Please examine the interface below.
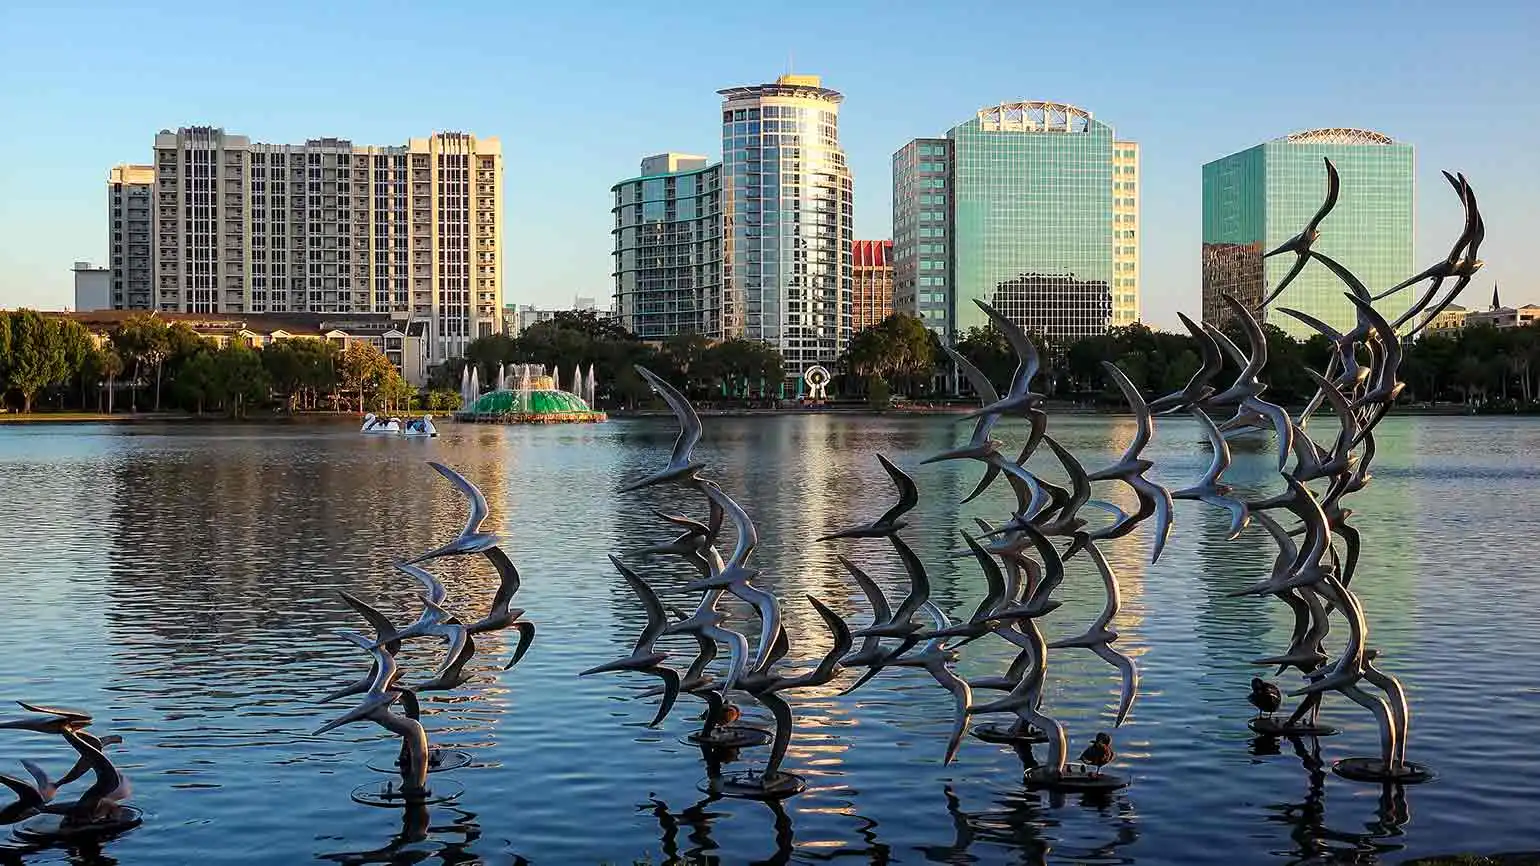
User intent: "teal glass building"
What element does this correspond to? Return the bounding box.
[893,102,1139,345]
[1202,128,1413,338]
[611,153,723,340]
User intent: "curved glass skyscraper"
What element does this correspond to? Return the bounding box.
[893,101,1138,346]
[717,74,854,377]
[1202,128,1413,338]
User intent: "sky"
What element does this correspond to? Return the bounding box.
[0,0,1535,329]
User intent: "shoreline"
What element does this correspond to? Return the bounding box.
[0,402,1495,425]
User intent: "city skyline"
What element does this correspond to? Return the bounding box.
[0,0,1533,328]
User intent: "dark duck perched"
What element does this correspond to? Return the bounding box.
[1249,677,1283,721]
[1079,732,1114,776]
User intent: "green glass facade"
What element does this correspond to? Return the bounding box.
[611,154,723,340]
[1202,129,1413,338]
[893,103,1134,346]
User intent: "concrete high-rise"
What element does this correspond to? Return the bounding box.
[137,126,503,363]
[1201,128,1413,338]
[851,240,893,332]
[108,164,155,310]
[893,101,1138,346]
[718,74,854,377]
[611,153,723,340]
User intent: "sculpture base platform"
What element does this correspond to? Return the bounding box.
[366,748,473,774]
[1249,718,1339,737]
[972,721,1048,745]
[1023,766,1128,792]
[683,726,773,749]
[12,806,143,842]
[1332,758,1434,784]
[699,770,806,800]
[351,778,464,807]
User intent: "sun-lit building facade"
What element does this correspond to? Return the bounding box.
[893,102,1137,346]
[851,240,893,332]
[107,164,155,310]
[718,74,854,378]
[1202,128,1413,339]
[135,126,503,364]
[611,153,723,340]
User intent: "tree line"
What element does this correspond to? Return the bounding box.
[841,312,1540,409]
[0,311,428,417]
[454,310,788,406]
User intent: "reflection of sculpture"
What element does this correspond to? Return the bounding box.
[317,461,536,804]
[0,702,139,840]
[1186,158,1483,784]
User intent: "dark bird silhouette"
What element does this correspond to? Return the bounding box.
[1249,677,1283,721]
[1079,732,1114,776]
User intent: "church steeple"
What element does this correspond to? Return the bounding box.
[1491,283,1501,310]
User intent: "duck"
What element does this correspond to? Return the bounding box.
[1079,732,1115,776]
[1249,677,1282,720]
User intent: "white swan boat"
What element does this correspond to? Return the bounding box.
[361,414,438,437]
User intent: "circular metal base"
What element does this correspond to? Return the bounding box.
[1023,766,1128,792]
[971,721,1048,745]
[698,770,806,800]
[351,778,464,807]
[1249,717,1339,737]
[1332,758,1434,784]
[683,726,773,749]
[12,806,143,842]
[365,749,473,774]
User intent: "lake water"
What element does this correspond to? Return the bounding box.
[0,414,1536,865]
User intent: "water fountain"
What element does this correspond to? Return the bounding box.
[455,363,606,424]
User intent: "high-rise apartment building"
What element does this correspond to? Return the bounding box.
[611,153,723,340]
[893,102,1138,346]
[851,240,893,332]
[108,164,155,310]
[718,74,854,378]
[138,126,502,364]
[1202,128,1412,339]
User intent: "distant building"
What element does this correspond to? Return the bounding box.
[113,126,503,365]
[1464,288,1540,330]
[1420,303,1468,337]
[611,153,724,341]
[851,240,893,332]
[107,164,155,310]
[502,297,602,336]
[54,310,430,386]
[893,101,1138,346]
[1202,128,1413,338]
[718,74,854,378]
[72,262,112,312]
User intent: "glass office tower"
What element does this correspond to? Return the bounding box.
[893,102,1137,345]
[611,153,723,340]
[717,74,854,378]
[1202,128,1413,338]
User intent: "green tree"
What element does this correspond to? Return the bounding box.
[98,347,124,414]
[6,310,68,413]
[338,341,395,412]
[175,350,219,415]
[112,314,170,412]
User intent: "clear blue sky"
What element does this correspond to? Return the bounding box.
[1,0,1534,327]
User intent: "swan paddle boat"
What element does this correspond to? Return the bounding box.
[361,414,438,437]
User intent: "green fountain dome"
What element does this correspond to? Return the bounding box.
[468,388,596,415]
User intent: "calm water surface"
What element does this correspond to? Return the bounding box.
[0,414,1536,865]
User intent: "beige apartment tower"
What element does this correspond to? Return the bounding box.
[108,164,155,310]
[144,126,502,363]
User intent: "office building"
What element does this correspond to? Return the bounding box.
[1420,302,1468,336]
[131,126,502,364]
[108,164,155,309]
[611,153,723,339]
[851,240,893,332]
[718,74,854,377]
[72,261,112,311]
[1202,128,1413,339]
[893,101,1138,345]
